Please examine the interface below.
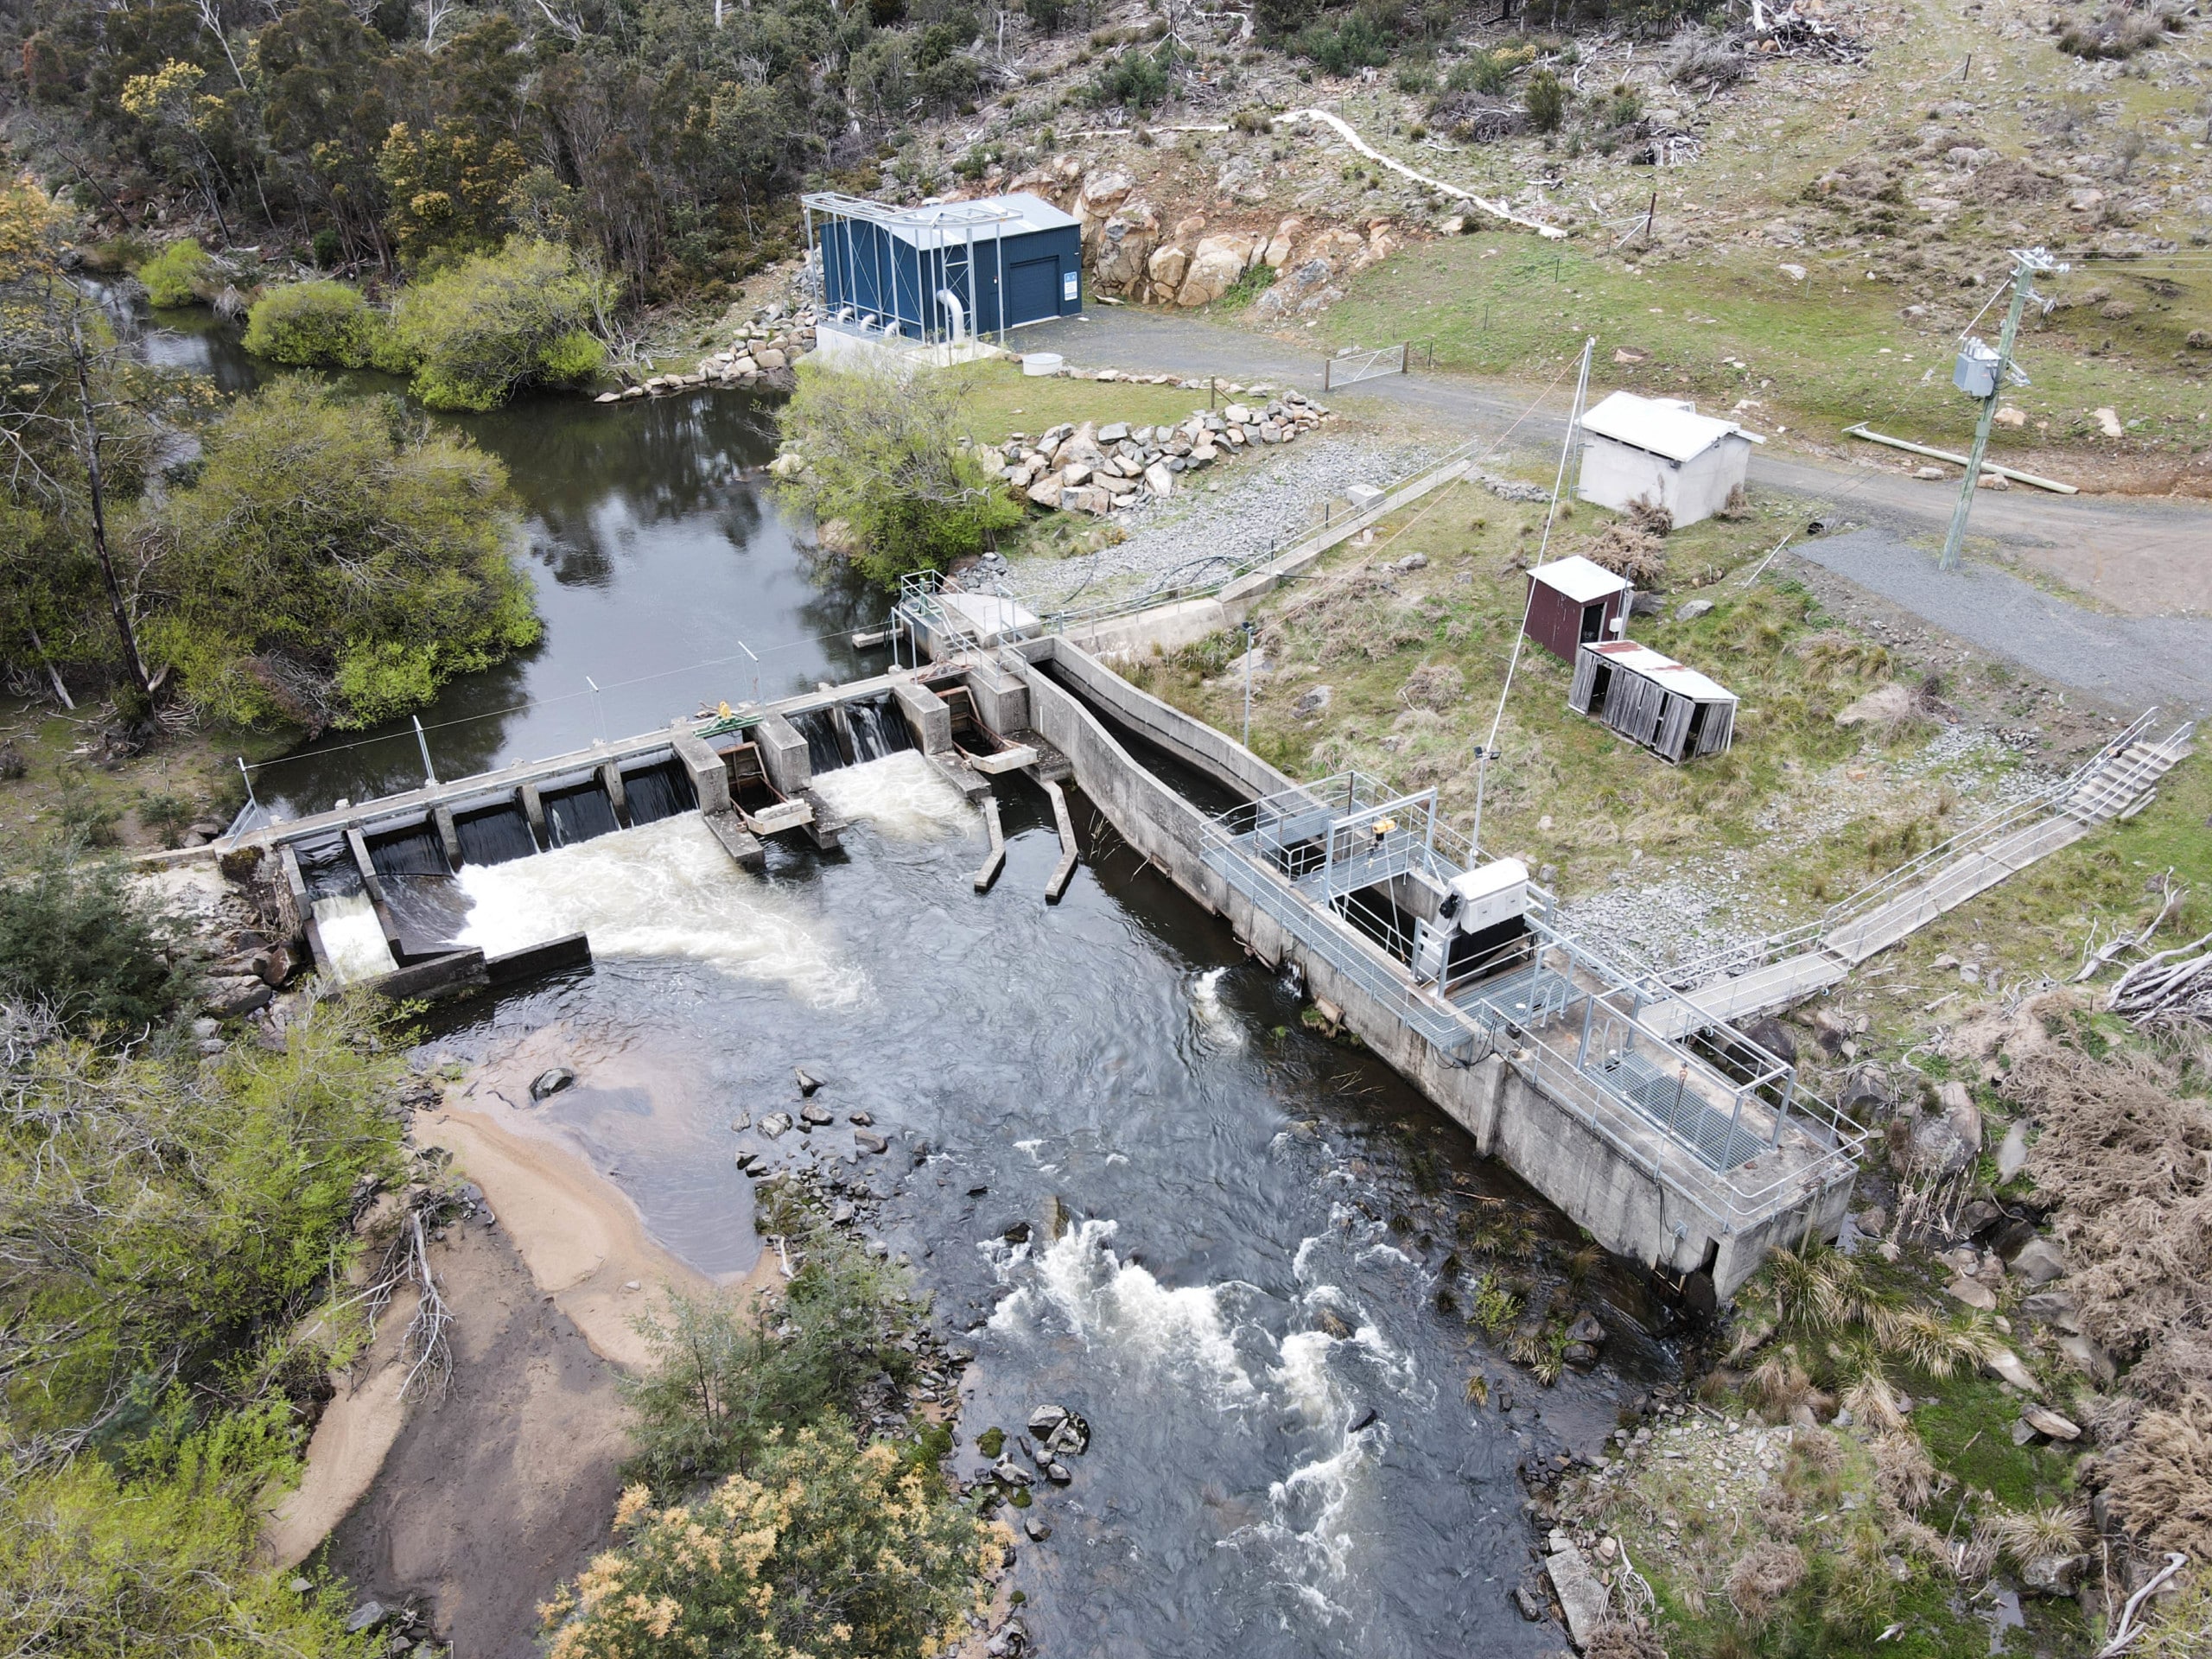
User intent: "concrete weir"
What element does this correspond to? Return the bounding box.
[220,664,1012,1001]
[1003,637,1861,1299]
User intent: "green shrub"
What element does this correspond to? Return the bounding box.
[0,846,200,1033]
[143,378,537,730]
[0,1404,379,1659]
[621,1226,918,1486]
[137,238,214,308]
[311,226,343,267]
[0,996,406,1429]
[1295,13,1393,75]
[241,280,387,368]
[772,362,1021,588]
[1222,260,1278,308]
[389,238,615,411]
[1091,41,1172,108]
[543,1424,998,1659]
[1525,67,1568,133]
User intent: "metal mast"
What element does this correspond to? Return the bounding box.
[1940,247,2063,571]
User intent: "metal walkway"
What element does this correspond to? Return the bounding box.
[1647,712,2196,1039]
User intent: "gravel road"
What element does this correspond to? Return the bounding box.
[1015,309,2212,710]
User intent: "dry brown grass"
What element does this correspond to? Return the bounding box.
[1725,1540,1806,1618]
[1583,522,1668,585]
[2007,1046,2212,1390]
[2103,1390,2212,1561]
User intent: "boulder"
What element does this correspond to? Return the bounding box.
[2021,1289,2082,1332]
[1176,236,1254,307]
[2006,1235,2066,1286]
[1996,1120,2030,1181]
[1144,461,1174,497]
[345,1603,389,1635]
[530,1065,577,1100]
[2057,1333,2115,1384]
[1292,685,1332,719]
[1675,599,1714,622]
[1097,423,1128,443]
[760,1111,793,1138]
[1079,169,1134,212]
[1026,477,1065,510]
[1740,1015,1798,1067]
[1544,1535,1609,1649]
[204,975,274,1018]
[800,1103,835,1127]
[854,1129,889,1154]
[1147,244,1190,290]
[1984,1348,2040,1394]
[2021,1405,2081,1442]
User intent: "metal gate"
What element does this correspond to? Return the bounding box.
[1322,340,1434,391]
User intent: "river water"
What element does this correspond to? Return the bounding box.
[118,297,886,819]
[130,301,1682,1655]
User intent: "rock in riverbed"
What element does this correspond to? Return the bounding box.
[530,1066,575,1100]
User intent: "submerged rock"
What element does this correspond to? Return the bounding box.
[795,1066,824,1096]
[530,1066,575,1101]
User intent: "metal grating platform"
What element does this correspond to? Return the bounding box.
[1452,965,1580,1031]
[1596,1050,1767,1173]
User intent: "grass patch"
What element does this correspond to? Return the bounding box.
[1913,1373,2076,1514]
[940,359,1220,447]
[1322,236,2212,465]
[1123,480,2009,908]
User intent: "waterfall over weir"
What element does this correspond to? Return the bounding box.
[454,804,539,867]
[621,760,697,826]
[543,782,620,847]
[844,695,914,764]
[788,707,848,773]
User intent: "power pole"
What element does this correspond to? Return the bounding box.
[1940,247,2063,572]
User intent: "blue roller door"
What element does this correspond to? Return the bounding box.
[1007,256,1062,327]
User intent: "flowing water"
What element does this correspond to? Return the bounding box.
[419,755,1682,1656]
[117,301,1684,1650]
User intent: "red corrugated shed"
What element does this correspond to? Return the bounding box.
[1524,556,1632,663]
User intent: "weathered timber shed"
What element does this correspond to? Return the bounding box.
[1577,391,1762,529]
[1571,640,1738,762]
[1523,554,1633,663]
[804,193,1082,353]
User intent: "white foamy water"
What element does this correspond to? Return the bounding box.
[810,750,976,841]
[311,893,395,983]
[454,814,859,1005]
[1190,966,1245,1049]
[988,1218,1255,1397]
[989,1217,1420,1595]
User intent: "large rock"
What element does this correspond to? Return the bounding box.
[1147,244,1190,290]
[1543,1533,1609,1649]
[1026,475,1065,509]
[204,975,273,1018]
[1984,1348,2041,1394]
[1144,461,1174,497]
[1910,1082,1982,1178]
[2006,1235,2066,1286]
[1996,1120,2030,1181]
[531,1065,576,1100]
[1091,207,1159,291]
[1176,236,1255,307]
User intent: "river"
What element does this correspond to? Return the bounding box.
[127,297,1682,1656]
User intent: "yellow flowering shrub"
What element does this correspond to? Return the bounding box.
[543,1425,1005,1659]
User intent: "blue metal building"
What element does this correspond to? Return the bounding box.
[802,193,1083,347]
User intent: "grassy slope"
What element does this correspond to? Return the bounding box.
[1302,1,2212,480]
[1125,477,2082,928]
[0,696,276,854]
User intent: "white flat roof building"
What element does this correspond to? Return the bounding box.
[1577,391,1764,529]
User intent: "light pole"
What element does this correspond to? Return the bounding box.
[1940,247,2063,571]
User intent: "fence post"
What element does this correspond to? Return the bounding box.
[1401,340,1410,375]
[1323,357,1332,393]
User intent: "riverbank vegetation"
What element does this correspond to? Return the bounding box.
[542,1211,997,1656]
[0,880,413,1659]
[773,362,1020,586]
[3,176,541,737]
